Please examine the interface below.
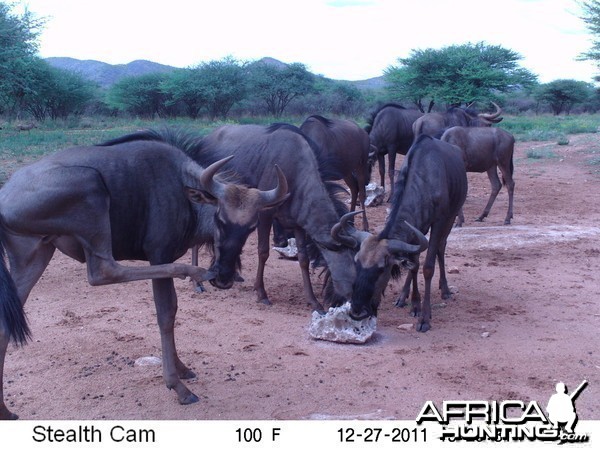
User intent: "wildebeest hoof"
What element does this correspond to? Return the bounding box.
[0,411,18,420]
[179,392,200,405]
[194,282,206,293]
[258,297,272,305]
[416,321,430,332]
[395,298,407,308]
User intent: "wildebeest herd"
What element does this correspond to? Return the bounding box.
[0,102,514,419]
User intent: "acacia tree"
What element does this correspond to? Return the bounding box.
[247,61,315,116]
[534,79,592,115]
[385,42,538,111]
[0,2,44,117]
[108,73,172,118]
[579,0,600,76]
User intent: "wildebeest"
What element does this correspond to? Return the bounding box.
[441,126,515,225]
[412,102,503,139]
[0,139,288,419]
[365,104,423,199]
[332,135,467,332]
[116,124,357,311]
[299,115,371,230]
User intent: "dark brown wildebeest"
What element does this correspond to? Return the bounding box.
[332,135,467,332]
[299,115,371,230]
[412,102,503,139]
[441,126,515,225]
[0,139,288,419]
[115,125,357,311]
[365,104,423,199]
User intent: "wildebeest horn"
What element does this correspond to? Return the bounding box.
[258,165,289,207]
[478,102,502,120]
[331,211,372,248]
[387,221,429,254]
[199,156,235,198]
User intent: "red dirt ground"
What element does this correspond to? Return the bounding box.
[3,133,600,420]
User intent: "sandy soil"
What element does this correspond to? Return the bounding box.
[3,133,600,420]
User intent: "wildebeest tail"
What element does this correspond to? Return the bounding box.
[0,237,30,346]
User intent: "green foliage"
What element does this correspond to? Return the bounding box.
[182,57,246,120]
[526,147,558,159]
[501,114,600,141]
[246,61,316,116]
[107,73,172,118]
[0,2,44,117]
[385,42,538,110]
[579,0,600,71]
[534,79,593,115]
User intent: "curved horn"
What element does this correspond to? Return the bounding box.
[331,211,372,248]
[199,155,234,199]
[387,221,429,255]
[258,165,289,207]
[478,101,502,120]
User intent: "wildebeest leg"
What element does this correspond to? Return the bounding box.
[151,278,198,404]
[4,234,56,303]
[387,151,398,201]
[395,259,420,310]
[190,245,205,292]
[294,228,324,312]
[416,226,445,332]
[499,164,515,225]
[377,153,386,191]
[0,235,56,420]
[477,166,502,223]
[455,207,465,227]
[0,335,14,420]
[253,215,273,305]
[436,220,455,299]
[345,175,359,212]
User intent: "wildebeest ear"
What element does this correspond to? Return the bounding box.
[185,187,218,205]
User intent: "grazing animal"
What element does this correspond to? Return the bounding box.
[0,139,287,419]
[111,125,358,311]
[299,115,372,230]
[365,104,423,199]
[332,135,467,332]
[412,102,503,139]
[441,126,515,225]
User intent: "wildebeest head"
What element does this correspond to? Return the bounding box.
[186,158,290,289]
[331,211,428,320]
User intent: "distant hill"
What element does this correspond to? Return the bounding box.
[44,56,385,90]
[45,57,177,88]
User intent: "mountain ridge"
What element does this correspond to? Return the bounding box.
[44,56,385,90]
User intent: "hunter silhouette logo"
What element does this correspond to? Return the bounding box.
[546,380,587,434]
[416,380,590,443]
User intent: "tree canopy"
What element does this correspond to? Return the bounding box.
[579,0,600,72]
[534,79,593,115]
[246,61,315,116]
[385,42,538,111]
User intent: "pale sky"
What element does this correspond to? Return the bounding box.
[15,0,600,83]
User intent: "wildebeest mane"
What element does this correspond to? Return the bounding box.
[380,135,431,240]
[265,123,350,306]
[447,105,478,119]
[305,114,335,128]
[365,103,407,133]
[267,122,344,182]
[98,127,237,180]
